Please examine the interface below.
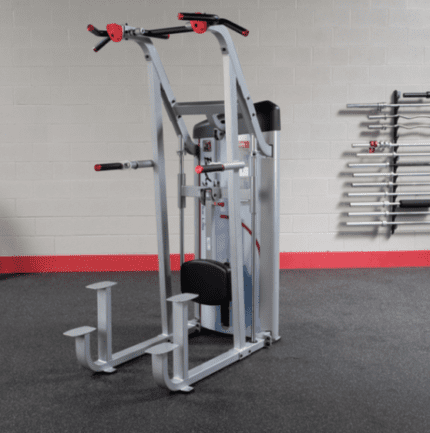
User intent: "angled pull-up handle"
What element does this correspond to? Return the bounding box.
[87,23,171,53]
[87,24,108,37]
[178,12,249,36]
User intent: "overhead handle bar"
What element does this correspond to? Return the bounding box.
[87,23,171,52]
[87,12,249,53]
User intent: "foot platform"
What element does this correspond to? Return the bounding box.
[146,293,271,393]
[64,282,199,374]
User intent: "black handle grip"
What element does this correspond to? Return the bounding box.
[399,200,430,208]
[219,19,249,37]
[178,13,219,22]
[178,13,249,36]
[196,164,224,174]
[87,24,108,37]
[403,92,430,99]
[93,37,111,52]
[143,30,173,39]
[145,26,193,38]
[94,163,123,171]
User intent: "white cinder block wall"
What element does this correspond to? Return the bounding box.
[1,0,430,257]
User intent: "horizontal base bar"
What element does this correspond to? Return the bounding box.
[105,321,198,368]
[187,338,266,386]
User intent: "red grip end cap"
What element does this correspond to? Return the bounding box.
[106,23,123,42]
[190,12,207,34]
[195,165,204,174]
[178,13,184,20]
[242,30,249,37]
[87,24,95,32]
[94,165,102,171]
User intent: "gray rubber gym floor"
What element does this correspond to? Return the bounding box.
[1,267,430,433]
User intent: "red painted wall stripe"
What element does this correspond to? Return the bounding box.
[0,251,429,273]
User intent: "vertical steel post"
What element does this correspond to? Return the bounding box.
[194,153,201,321]
[271,131,281,341]
[147,62,173,336]
[250,134,258,342]
[223,53,246,350]
[172,301,189,380]
[97,287,112,363]
[178,135,185,267]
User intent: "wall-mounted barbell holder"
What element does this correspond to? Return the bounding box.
[347,90,430,233]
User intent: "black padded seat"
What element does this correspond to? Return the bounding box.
[180,259,231,306]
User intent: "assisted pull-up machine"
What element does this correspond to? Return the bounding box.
[64,12,281,393]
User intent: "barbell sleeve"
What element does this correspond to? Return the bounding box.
[94,160,154,171]
[368,124,430,130]
[368,114,430,120]
[402,92,430,98]
[349,210,430,216]
[352,181,430,187]
[348,191,430,197]
[349,162,430,167]
[356,152,430,157]
[353,172,430,177]
[347,220,430,226]
[348,102,430,108]
[349,200,430,207]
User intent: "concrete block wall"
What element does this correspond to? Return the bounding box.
[1,0,429,257]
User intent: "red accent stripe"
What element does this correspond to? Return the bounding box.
[279,250,430,269]
[1,251,429,274]
[219,215,260,254]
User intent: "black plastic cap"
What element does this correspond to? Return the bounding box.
[192,100,281,139]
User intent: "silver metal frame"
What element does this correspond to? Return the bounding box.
[144,25,279,392]
[65,23,280,390]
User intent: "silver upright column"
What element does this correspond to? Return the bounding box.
[223,53,246,350]
[250,134,258,343]
[147,59,173,336]
[178,135,185,267]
